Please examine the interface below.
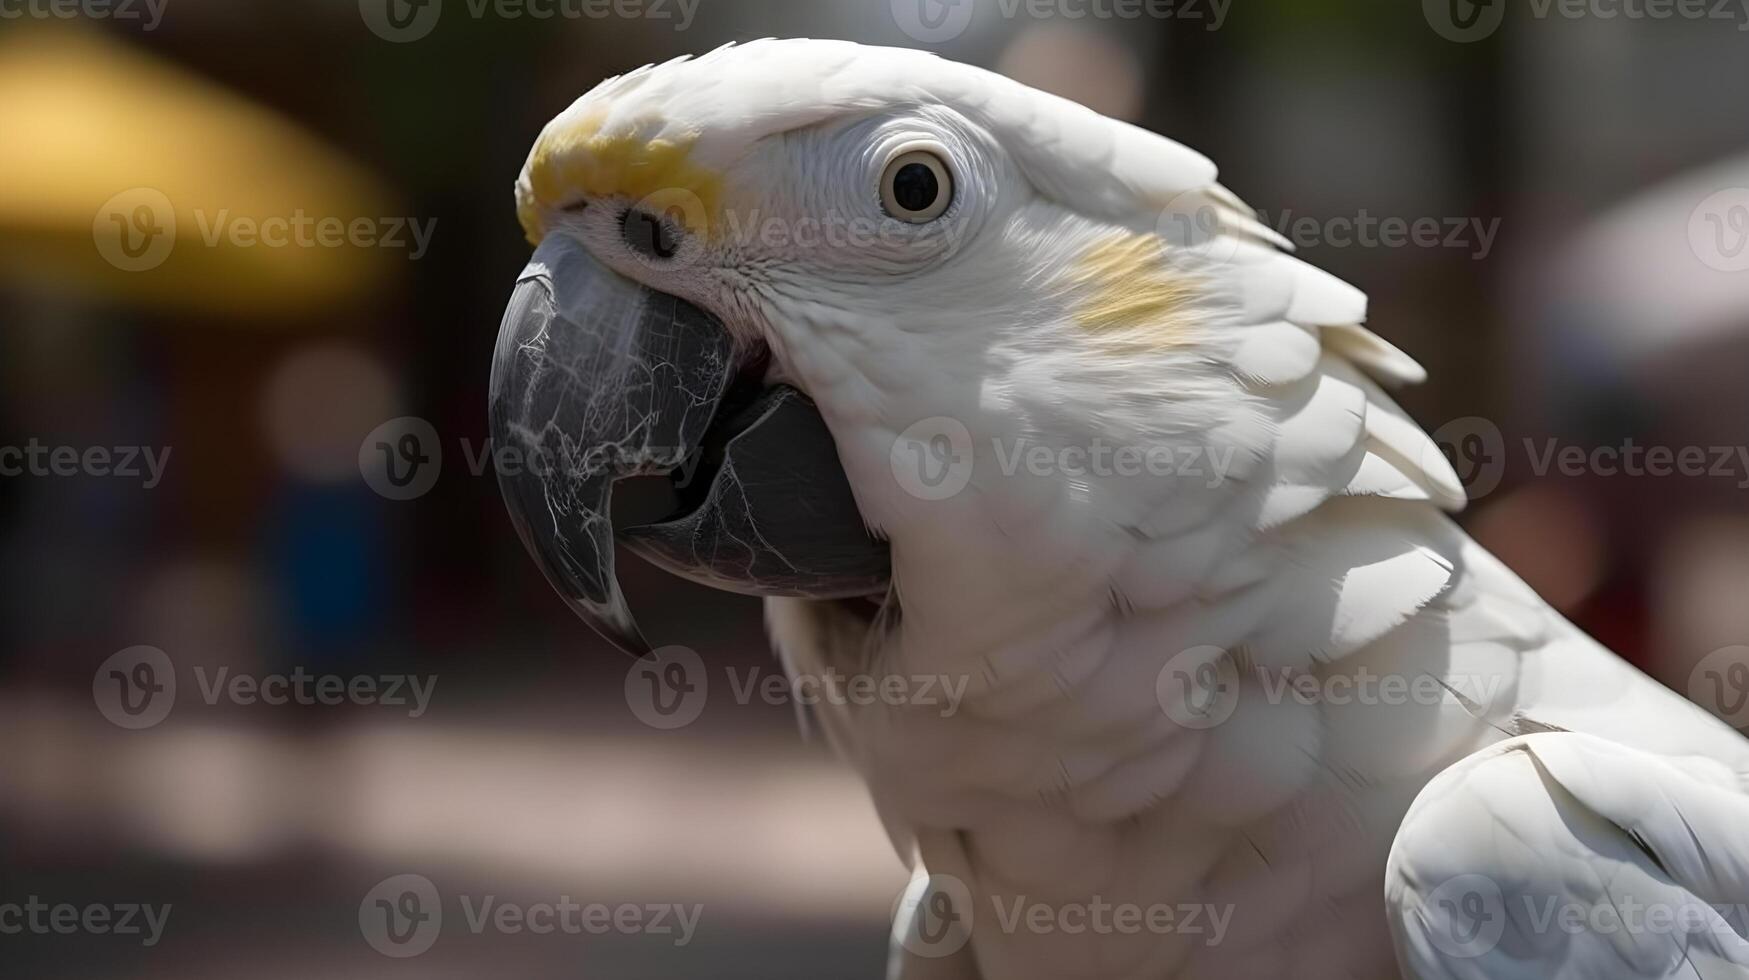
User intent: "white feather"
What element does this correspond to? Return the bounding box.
[536,40,1749,980]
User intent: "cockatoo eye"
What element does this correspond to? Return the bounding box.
[879,149,954,223]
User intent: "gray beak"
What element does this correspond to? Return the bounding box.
[490,235,889,656]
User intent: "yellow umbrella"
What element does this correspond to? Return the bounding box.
[0,27,396,316]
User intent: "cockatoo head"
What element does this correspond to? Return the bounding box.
[493,39,1348,654]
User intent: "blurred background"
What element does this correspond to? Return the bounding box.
[4,1,1749,976]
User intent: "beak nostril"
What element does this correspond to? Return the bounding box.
[620,207,684,261]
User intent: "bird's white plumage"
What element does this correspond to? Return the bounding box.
[1389,733,1749,979]
[524,39,1749,980]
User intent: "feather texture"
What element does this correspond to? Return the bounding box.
[524,38,1749,980]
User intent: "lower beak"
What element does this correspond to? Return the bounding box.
[489,235,890,656]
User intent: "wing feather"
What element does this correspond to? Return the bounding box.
[1388,733,1749,980]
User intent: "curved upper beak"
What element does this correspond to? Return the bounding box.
[489,236,735,654]
[489,235,891,656]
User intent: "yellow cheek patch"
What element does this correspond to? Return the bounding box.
[1070,234,1204,345]
[516,111,724,245]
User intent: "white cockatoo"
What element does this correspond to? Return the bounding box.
[488,39,1749,979]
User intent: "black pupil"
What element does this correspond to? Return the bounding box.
[892,162,941,214]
